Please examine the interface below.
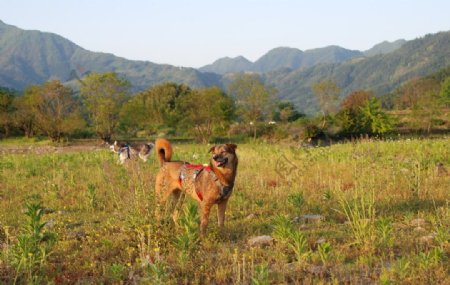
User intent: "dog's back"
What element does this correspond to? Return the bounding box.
[110,140,155,163]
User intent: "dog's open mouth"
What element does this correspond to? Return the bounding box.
[214,157,228,167]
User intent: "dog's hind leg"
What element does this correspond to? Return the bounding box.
[170,189,185,225]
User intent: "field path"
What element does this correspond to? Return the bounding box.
[0,144,106,154]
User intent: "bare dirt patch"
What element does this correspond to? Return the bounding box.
[0,143,107,155]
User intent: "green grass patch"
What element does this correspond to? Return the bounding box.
[0,139,449,283]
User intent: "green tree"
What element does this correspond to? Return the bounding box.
[25,81,85,142]
[311,79,341,128]
[178,87,235,143]
[228,74,276,139]
[12,89,38,138]
[360,98,393,135]
[273,101,304,123]
[337,90,373,135]
[0,87,16,137]
[80,72,130,142]
[119,82,191,136]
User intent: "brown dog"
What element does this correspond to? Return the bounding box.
[154,138,238,235]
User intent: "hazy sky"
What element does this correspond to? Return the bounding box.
[1,0,449,67]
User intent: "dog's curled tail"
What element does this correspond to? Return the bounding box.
[155,138,173,166]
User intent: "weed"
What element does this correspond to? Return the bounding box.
[288,230,311,264]
[86,183,98,209]
[272,215,294,242]
[287,191,305,210]
[322,189,333,201]
[173,201,200,254]
[11,203,57,283]
[107,263,126,281]
[393,257,411,280]
[417,247,443,271]
[251,264,269,285]
[338,190,376,252]
[376,217,394,250]
[317,242,332,266]
[145,262,168,285]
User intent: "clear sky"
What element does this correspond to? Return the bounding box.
[0,0,449,67]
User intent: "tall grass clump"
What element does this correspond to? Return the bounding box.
[171,201,200,273]
[338,190,376,252]
[11,202,57,284]
[272,215,311,265]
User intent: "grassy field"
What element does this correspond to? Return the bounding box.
[0,138,449,284]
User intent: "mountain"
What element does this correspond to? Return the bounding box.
[264,32,450,114]
[200,46,363,74]
[199,56,252,74]
[0,20,221,91]
[1,19,449,116]
[364,39,407,56]
[252,47,304,72]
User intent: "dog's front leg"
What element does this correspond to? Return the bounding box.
[217,199,228,229]
[200,203,212,236]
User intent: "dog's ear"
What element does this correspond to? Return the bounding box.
[226,144,237,152]
[114,140,118,145]
[208,145,216,153]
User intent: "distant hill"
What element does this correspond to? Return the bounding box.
[199,56,252,74]
[0,20,221,91]
[263,32,450,114]
[200,46,363,74]
[252,47,305,72]
[364,39,407,56]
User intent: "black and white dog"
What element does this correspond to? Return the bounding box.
[109,141,154,164]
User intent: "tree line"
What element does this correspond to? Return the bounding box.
[1,69,449,143]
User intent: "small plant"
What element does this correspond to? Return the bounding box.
[417,247,443,272]
[434,227,449,250]
[107,263,126,282]
[86,183,98,209]
[11,202,57,283]
[251,264,269,285]
[392,257,411,281]
[272,216,312,265]
[145,262,168,285]
[322,190,333,201]
[288,230,311,264]
[317,242,332,266]
[173,202,200,253]
[288,191,305,210]
[272,215,294,242]
[406,160,422,198]
[255,198,264,207]
[376,217,394,249]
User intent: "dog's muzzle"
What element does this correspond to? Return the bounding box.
[213,155,228,167]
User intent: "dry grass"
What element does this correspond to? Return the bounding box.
[0,138,449,284]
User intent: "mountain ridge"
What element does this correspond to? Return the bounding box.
[264,31,450,113]
[199,42,407,75]
[0,20,221,91]
[1,19,449,115]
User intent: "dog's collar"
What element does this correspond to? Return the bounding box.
[208,164,234,202]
